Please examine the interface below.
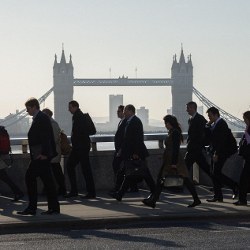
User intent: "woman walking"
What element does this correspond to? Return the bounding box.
[143,115,201,208]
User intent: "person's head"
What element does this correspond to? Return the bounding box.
[124,104,135,119]
[163,115,183,141]
[117,105,124,119]
[68,100,79,114]
[186,101,197,116]
[42,108,53,118]
[243,111,250,126]
[25,98,40,116]
[206,107,220,123]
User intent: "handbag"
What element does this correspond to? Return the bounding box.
[124,159,146,177]
[163,168,183,188]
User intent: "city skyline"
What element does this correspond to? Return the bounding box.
[0,0,249,121]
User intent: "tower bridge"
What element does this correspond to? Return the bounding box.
[0,49,245,133]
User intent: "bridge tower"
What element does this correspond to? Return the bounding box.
[53,49,74,135]
[171,48,193,131]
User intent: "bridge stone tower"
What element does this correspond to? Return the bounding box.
[53,50,74,135]
[171,48,193,132]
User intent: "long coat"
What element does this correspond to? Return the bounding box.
[160,128,189,178]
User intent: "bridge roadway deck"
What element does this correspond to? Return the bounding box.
[0,187,249,230]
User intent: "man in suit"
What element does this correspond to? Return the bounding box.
[17,98,60,215]
[185,101,211,178]
[64,100,96,199]
[110,104,155,201]
[111,105,138,192]
[205,107,238,202]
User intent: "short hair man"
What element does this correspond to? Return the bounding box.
[205,107,238,202]
[185,101,211,179]
[110,104,155,201]
[17,98,60,215]
[64,100,96,199]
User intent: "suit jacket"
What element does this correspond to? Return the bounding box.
[121,115,149,160]
[114,118,127,152]
[205,118,237,158]
[71,109,91,150]
[187,112,207,152]
[28,111,57,161]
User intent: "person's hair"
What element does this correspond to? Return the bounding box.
[207,106,220,117]
[243,111,250,134]
[163,115,183,142]
[125,104,135,114]
[186,101,197,110]
[69,100,79,108]
[118,105,124,112]
[243,111,250,122]
[25,98,40,109]
[42,108,53,117]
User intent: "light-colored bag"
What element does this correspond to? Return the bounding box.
[164,174,184,188]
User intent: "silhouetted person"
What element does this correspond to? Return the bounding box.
[17,98,60,215]
[42,108,66,196]
[143,115,201,208]
[64,100,96,199]
[234,111,250,206]
[205,107,238,203]
[110,104,155,201]
[185,101,211,179]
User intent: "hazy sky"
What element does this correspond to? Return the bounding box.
[0,0,249,121]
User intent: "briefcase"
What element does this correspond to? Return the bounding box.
[164,174,184,188]
[124,159,146,177]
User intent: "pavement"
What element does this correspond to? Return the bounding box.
[0,186,249,230]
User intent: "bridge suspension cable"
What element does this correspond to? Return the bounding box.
[193,86,245,130]
[0,87,54,127]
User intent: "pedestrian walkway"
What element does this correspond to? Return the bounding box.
[0,186,249,230]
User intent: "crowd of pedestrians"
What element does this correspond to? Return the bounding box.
[0,98,249,215]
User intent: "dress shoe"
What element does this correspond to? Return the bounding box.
[142,198,156,208]
[206,197,223,202]
[17,208,36,216]
[188,199,201,208]
[41,209,60,215]
[109,192,122,202]
[64,192,78,198]
[233,200,247,206]
[81,194,96,199]
[12,192,24,202]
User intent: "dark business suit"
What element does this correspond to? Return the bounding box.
[205,118,238,199]
[118,116,155,196]
[26,111,59,211]
[66,109,96,196]
[113,118,127,176]
[185,113,211,177]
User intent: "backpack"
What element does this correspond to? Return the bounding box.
[0,126,11,155]
[83,113,96,135]
[60,131,72,155]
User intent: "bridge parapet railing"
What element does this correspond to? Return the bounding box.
[10,131,244,153]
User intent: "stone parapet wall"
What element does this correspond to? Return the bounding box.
[0,149,243,195]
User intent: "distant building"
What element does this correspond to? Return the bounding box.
[137,106,149,125]
[109,94,123,125]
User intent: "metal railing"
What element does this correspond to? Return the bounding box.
[10,132,244,153]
